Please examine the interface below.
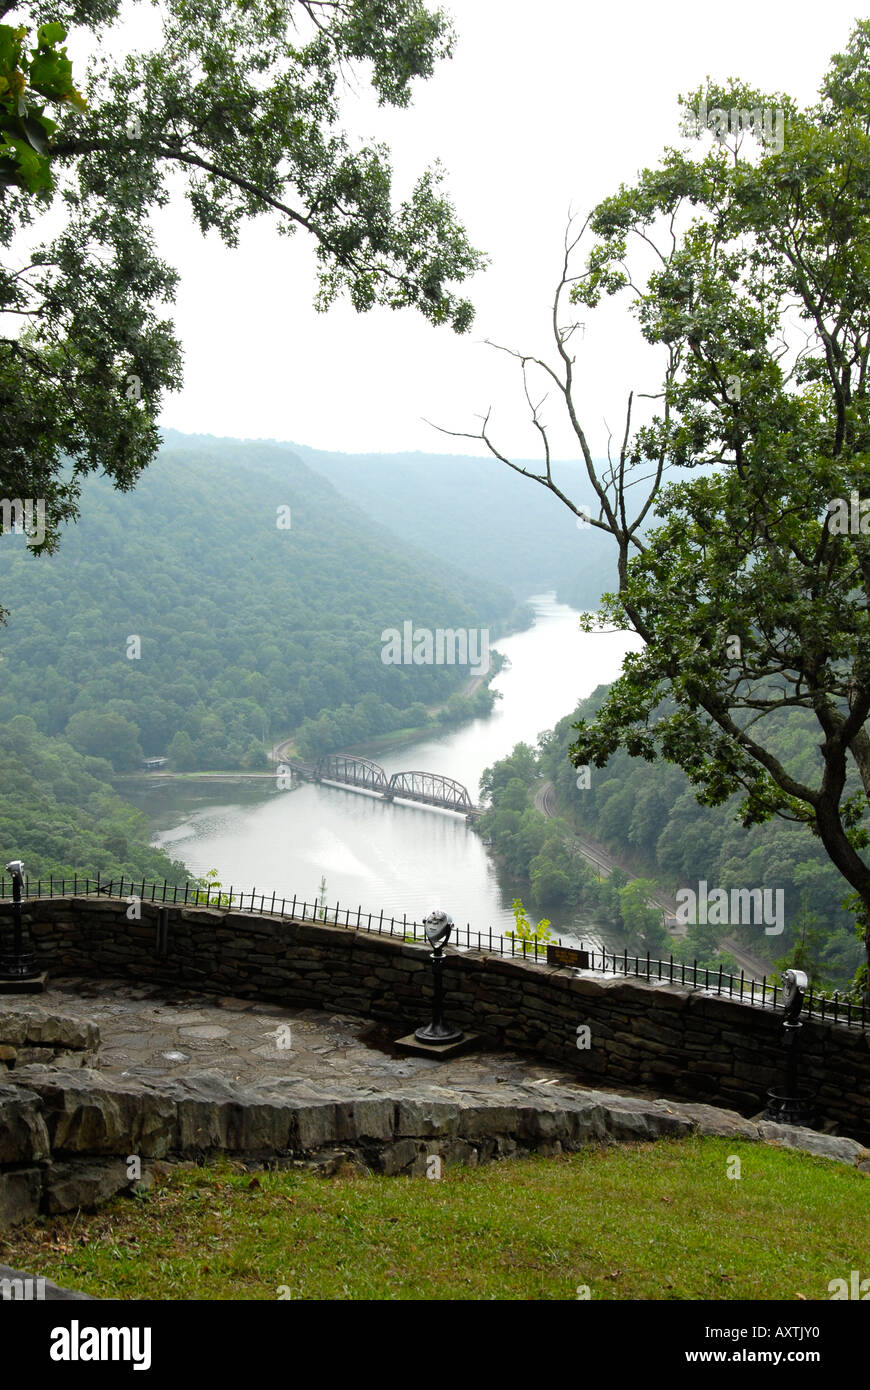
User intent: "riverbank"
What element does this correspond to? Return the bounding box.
[114,663,500,783]
[535,780,772,979]
[268,658,504,767]
[121,597,643,944]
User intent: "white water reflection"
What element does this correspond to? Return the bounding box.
[135,596,642,947]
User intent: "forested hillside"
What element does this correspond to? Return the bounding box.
[0,716,191,886]
[0,438,521,770]
[478,687,864,989]
[161,432,618,608]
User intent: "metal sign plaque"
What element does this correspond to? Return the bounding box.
[546,944,590,970]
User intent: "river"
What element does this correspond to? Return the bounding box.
[125,596,642,949]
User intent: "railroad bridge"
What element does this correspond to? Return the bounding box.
[280,754,481,820]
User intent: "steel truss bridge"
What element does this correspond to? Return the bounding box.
[280,754,481,819]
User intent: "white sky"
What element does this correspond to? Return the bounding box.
[81,3,870,455]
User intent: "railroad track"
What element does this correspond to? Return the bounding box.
[535,780,771,975]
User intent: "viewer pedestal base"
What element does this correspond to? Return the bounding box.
[394,1032,480,1060]
[0,971,48,995]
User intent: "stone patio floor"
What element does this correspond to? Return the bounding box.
[20,975,653,1101]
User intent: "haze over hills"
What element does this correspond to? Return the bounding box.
[0,436,520,771]
[162,430,618,607]
[0,430,638,908]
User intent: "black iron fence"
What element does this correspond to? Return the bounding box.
[0,873,866,1031]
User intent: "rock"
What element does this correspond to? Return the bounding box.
[289,1102,340,1151]
[43,1159,132,1214]
[298,1149,364,1175]
[394,1098,460,1138]
[516,1101,571,1141]
[457,1101,522,1140]
[756,1122,867,1165]
[563,1099,609,1143]
[14,1047,58,1066]
[331,1097,395,1143]
[0,1010,99,1051]
[440,1138,477,1167]
[166,1072,295,1153]
[12,1068,175,1157]
[601,1102,695,1141]
[0,1168,42,1227]
[0,1082,50,1163]
[0,1263,96,1300]
[375,1138,422,1175]
[653,1101,761,1142]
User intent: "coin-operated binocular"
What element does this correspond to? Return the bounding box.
[414,910,464,1046]
[764,969,815,1127]
[0,859,42,985]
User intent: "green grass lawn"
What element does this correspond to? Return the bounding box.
[1,1138,865,1301]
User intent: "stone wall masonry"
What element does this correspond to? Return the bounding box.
[0,1069,866,1229]
[1,896,869,1143]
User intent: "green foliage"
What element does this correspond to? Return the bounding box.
[671,927,740,977]
[291,440,613,604]
[477,746,596,913]
[479,743,538,802]
[1,0,484,589]
[480,700,865,983]
[0,20,85,193]
[505,897,552,948]
[542,689,864,987]
[560,28,870,992]
[617,879,668,953]
[0,715,191,885]
[771,900,842,993]
[0,438,513,769]
[594,865,628,924]
[190,868,233,906]
[65,710,144,772]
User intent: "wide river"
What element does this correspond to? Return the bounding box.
[126,596,642,950]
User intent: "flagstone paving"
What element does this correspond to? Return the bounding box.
[3,975,647,1098]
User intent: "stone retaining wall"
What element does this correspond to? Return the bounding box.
[2,896,869,1142]
[1,1066,866,1229]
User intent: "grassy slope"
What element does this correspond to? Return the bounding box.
[2,1138,865,1301]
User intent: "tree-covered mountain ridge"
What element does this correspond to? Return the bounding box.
[161,428,619,609]
[0,437,523,771]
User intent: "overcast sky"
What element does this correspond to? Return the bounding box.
[94,3,870,457]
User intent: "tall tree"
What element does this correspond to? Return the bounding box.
[443,21,870,997]
[0,0,484,575]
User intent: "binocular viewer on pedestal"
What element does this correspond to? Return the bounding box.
[763,968,815,1127]
[414,909,465,1046]
[0,859,45,990]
